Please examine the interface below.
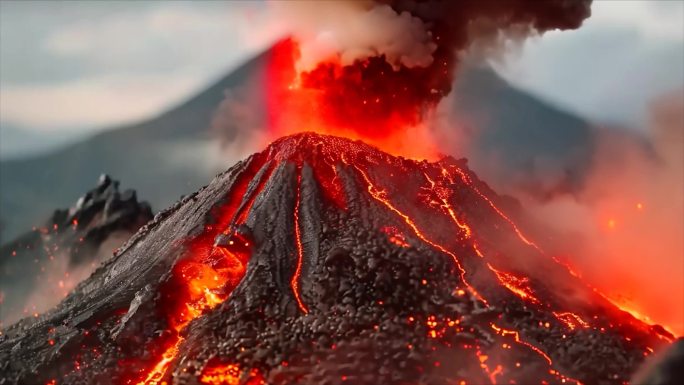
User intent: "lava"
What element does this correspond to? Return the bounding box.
[291,168,309,314]
[487,263,540,305]
[132,157,273,384]
[350,162,486,304]
[490,323,552,366]
[553,312,590,331]
[199,363,265,385]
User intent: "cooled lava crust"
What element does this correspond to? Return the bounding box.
[0,133,673,385]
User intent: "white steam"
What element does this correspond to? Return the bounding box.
[269,1,437,72]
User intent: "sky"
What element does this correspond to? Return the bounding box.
[0,0,682,134]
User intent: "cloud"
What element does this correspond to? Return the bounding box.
[0,74,199,131]
[492,1,684,128]
[0,1,279,132]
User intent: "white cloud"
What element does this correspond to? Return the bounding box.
[590,1,684,41]
[0,74,200,131]
[491,0,684,128]
[1,2,279,132]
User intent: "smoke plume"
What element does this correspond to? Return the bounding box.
[258,0,592,151]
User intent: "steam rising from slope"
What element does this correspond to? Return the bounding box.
[527,89,684,334]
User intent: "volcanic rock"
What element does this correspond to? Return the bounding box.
[0,133,672,385]
[0,175,153,328]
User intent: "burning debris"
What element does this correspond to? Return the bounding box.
[0,175,153,328]
[0,133,673,385]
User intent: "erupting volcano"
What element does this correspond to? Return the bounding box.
[2,1,680,384]
[0,133,673,385]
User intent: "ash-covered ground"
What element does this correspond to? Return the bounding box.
[0,133,676,385]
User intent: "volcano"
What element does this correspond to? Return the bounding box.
[0,133,673,385]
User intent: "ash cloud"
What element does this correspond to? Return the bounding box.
[273,0,592,107]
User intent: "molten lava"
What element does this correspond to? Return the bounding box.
[263,39,441,159]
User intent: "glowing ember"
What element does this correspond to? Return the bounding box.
[487,263,540,305]
[553,312,590,331]
[200,363,265,385]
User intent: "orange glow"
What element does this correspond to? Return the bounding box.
[475,349,503,384]
[138,339,182,385]
[264,40,439,159]
[133,156,271,384]
[448,166,544,254]
[552,312,589,331]
[200,363,265,385]
[487,263,540,305]
[291,170,309,314]
[444,164,674,336]
[490,323,552,366]
[352,164,486,304]
[381,226,410,248]
[124,133,672,383]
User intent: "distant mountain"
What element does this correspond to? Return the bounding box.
[451,65,595,197]
[0,123,84,160]
[0,48,593,243]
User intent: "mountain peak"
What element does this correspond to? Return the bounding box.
[0,133,669,385]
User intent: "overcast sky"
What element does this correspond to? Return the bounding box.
[0,0,682,134]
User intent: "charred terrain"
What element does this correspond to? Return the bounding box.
[0,175,153,328]
[0,133,674,385]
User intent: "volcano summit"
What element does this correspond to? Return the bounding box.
[0,133,672,385]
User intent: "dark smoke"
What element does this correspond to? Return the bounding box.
[287,0,593,128]
[382,0,592,101]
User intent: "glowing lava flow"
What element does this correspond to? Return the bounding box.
[132,159,273,385]
[445,165,672,337]
[476,349,504,384]
[553,312,590,331]
[423,169,547,304]
[351,164,486,304]
[490,323,552,366]
[135,243,250,385]
[199,363,265,385]
[448,166,544,253]
[291,170,309,314]
[487,263,540,305]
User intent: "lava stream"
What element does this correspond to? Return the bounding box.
[291,169,309,314]
[445,166,671,336]
[133,158,271,384]
[351,164,486,304]
[490,323,553,367]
